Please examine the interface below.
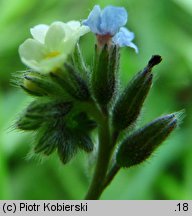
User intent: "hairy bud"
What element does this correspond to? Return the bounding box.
[112,55,162,131]
[21,72,63,97]
[116,113,177,168]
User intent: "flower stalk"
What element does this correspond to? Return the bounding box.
[85,112,112,199]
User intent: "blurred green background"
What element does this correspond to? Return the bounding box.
[0,0,192,200]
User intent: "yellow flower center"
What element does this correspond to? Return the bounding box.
[45,51,60,59]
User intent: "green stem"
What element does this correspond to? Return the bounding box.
[85,114,111,200]
[102,163,120,191]
[100,130,120,191]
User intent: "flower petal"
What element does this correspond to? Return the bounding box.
[19,20,90,73]
[67,21,90,36]
[19,38,46,62]
[59,38,76,56]
[78,25,90,36]
[30,24,49,43]
[82,5,102,34]
[127,42,139,53]
[118,27,135,41]
[20,59,42,72]
[112,27,138,52]
[54,23,78,54]
[44,22,66,51]
[38,54,67,73]
[67,21,81,29]
[100,6,128,35]
[19,38,46,71]
[56,22,88,54]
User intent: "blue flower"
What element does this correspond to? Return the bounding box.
[83,5,127,35]
[83,5,138,52]
[112,27,138,53]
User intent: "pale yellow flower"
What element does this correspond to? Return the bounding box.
[19,21,89,73]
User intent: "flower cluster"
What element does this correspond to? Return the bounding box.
[15,4,178,200]
[19,5,138,74]
[16,5,140,164]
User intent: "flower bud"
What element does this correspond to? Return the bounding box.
[21,72,62,97]
[21,77,45,96]
[112,55,162,131]
[116,113,177,168]
[91,44,120,107]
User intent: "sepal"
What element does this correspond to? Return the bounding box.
[91,44,120,107]
[50,63,90,101]
[16,99,72,131]
[76,134,94,152]
[73,112,97,132]
[16,115,42,130]
[72,43,89,80]
[34,112,95,164]
[35,120,78,163]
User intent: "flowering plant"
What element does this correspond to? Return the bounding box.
[14,5,180,200]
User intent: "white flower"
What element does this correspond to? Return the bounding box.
[19,21,89,73]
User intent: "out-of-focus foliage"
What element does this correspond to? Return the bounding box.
[0,0,192,199]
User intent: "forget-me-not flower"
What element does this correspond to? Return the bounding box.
[19,21,90,73]
[83,5,138,52]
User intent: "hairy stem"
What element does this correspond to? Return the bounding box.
[85,114,112,200]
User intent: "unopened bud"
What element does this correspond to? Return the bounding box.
[22,72,62,97]
[112,55,162,131]
[21,77,45,96]
[116,113,178,168]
